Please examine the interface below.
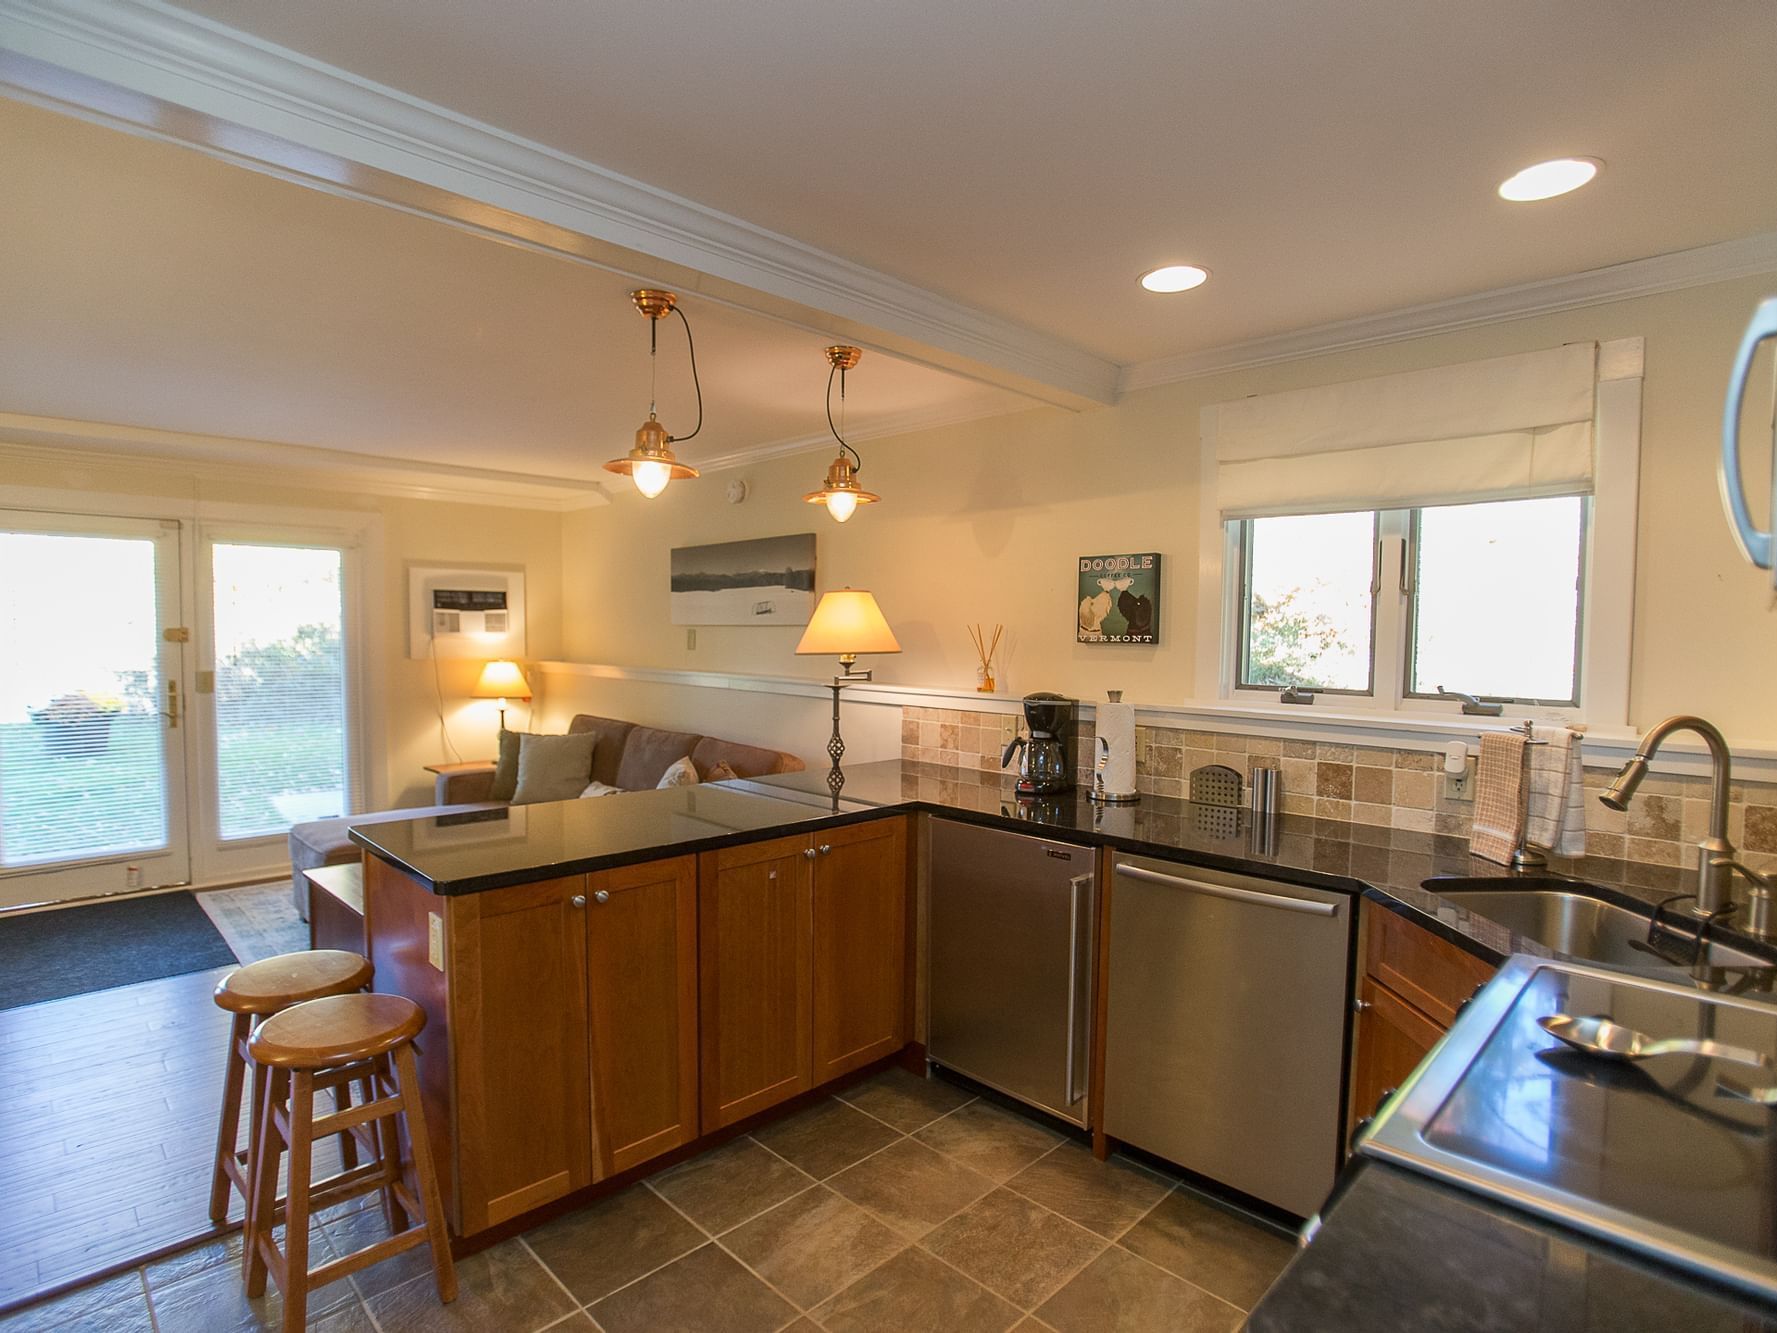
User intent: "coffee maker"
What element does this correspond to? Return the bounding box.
[1000,692,1075,796]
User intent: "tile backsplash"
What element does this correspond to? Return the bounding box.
[899,704,1777,875]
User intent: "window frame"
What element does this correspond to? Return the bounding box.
[1196,337,1641,730]
[1225,498,1591,715]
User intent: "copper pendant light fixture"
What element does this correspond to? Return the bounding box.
[603,289,702,498]
[803,345,880,523]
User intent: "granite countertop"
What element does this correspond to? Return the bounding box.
[1247,1161,1777,1331]
[350,758,1771,976]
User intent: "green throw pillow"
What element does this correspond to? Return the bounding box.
[491,729,523,802]
[512,732,599,806]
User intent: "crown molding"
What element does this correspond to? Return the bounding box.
[1122,231,1777,392]
[0,414,610,511]
[0,0,1116,410]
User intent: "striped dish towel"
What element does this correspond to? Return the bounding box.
[1525,723,1587,858]
[1470,731,1527,865]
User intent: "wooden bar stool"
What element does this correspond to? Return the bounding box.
[210,950,375,1236]
[245,992,456,1331]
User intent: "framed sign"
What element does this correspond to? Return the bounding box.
[1077,553,1161,644]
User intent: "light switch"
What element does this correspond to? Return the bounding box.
[427,912,444,970]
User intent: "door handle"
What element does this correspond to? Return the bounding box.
[1114,862,1339,916]
[1720,296,1777,570]
[1064,873,1094,1107]
[161,679,180,730]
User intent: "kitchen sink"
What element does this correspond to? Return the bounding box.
[1425,880,1771,971]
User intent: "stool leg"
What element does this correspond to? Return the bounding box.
[333,1079,358,1172]
[208,1013,250,1223]
[281,1071,315,1333]
[372,1056,408,1234]
[394,1043,456,1303]
[245,1067,286,1297]
[242,1054,268,1244]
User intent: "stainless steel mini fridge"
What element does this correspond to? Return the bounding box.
[927,818,1097,1127]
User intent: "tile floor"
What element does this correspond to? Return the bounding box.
[0,1067,1296,1332]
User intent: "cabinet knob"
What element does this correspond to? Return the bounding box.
[594,890,610,905]
[804,847,818,860]
[1353,998,1372,1013]
[818,843,832,856]
[570,895,587,909]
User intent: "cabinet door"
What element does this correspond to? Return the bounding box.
[812,818,909,1082]
[699,835,813,1130]
[585,856,699,1177]
[449,875,592,1232]
[1351,974,1444,1131]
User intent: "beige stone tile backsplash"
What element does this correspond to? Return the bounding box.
[899,704,1777,875]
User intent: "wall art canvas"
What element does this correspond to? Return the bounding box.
[1077,553,1161,644]
[671,533,817,626]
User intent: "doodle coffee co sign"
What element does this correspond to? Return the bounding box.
[1077,553,1161,645]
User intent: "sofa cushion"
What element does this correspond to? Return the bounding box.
[513,732,598,805]
[490,729,523,801]
[568,714,637,788]
[691,737,804,780]
[616,725,704,790]
[656,755,700,788]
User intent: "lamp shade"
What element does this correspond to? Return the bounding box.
[472,659,532,700]
[795,590,901,657]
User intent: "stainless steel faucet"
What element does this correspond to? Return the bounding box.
[1599,714,1774,937]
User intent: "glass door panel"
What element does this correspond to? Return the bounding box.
[208,541,351,845]
[0,512,189,904]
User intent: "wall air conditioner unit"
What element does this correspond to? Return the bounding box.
[407,565,527,660]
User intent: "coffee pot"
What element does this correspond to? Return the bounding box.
[1001,692,1075,796]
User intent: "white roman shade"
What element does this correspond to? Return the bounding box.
[1206,342,1599,517]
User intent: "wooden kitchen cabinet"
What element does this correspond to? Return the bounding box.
[699,833,816,1130]
[1350,903,1496,1137]
[813,817,909,1083]
[449,874,593,1233]
[585,856,700,1177]
[699,817,912,1130]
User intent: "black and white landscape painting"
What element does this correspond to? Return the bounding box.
[670,533,817,626]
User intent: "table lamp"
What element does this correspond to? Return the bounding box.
[473,659,532,731]
[795,589,901,796]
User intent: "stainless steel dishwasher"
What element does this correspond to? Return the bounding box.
[1103,854,1353,1216]
[928,819,1096,1127]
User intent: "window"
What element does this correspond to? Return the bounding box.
[1230,496,1589,710]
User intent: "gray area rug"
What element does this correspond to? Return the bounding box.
[196,880,309,963]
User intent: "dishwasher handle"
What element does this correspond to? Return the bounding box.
[1114,862,1338,916]
[1064,872,1093,1107]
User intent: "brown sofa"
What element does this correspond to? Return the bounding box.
[288,713,803,918]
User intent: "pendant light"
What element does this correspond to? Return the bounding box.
[804,345,880,522]
[603,289,702,498]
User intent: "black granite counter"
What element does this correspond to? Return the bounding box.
[1247,1161,1777,1331]
[350,758,1773,977]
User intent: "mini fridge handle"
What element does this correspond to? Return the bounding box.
[1720,297,1777,571]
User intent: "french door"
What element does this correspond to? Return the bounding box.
[0,509,364,907]
[0,513,191,905]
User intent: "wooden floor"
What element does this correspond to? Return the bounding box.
[0,962,339,1310]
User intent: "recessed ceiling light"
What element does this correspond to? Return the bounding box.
[1140,264,1210,293]
[1497,157,1601,202]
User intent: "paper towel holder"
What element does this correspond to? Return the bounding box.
[1090,689,1141,805]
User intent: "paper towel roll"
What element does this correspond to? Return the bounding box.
[1096,700,1138,798]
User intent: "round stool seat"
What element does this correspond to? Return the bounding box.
[249,993,426,1070]
[215,950,374,1016]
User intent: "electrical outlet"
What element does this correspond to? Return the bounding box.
[1444,759,1475,803]
[427,912,444,970]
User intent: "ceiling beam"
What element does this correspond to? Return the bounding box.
[0,0,1119,410]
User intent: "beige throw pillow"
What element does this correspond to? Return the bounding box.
[579,781,623,799]
[656,755,700,788]
[512,732,598,805]
[706,760,740,782]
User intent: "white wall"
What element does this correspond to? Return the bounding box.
[554,272,1777,765]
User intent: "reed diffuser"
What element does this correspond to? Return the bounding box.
[967,623,1002,693]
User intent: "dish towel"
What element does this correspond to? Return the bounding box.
[1524,723,1587,858]
[1470,731,1528,865]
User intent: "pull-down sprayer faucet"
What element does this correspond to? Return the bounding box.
[1599,714,1773,937]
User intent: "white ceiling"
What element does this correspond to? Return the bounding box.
[0,98,1029,479]
[155,0,1777,365]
